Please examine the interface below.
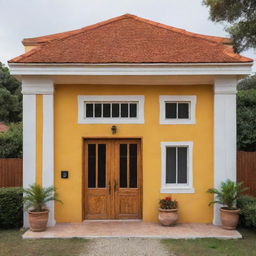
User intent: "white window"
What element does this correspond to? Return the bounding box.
[161,142,194,193]
[160,96,196,124]
[78,95,144,124]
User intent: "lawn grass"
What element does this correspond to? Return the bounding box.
[0,229,89,256]
[0,228,255,256]
[162,228,256,256]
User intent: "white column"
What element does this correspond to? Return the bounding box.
[22,78,55,227]
[213,76,237,225]
[42,92,55,227]
[22,93,36,227]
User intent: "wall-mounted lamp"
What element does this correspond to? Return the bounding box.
[111,125,117,134]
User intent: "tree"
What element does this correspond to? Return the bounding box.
[238,75,256,90]
[0,62,22,123]
[203,0,256,53]
[0,122,22,158]
[237,75,256,151]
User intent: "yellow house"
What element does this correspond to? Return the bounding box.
[8,14,253,227]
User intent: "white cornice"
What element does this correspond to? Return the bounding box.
[8,63,252,76]
[214,77,237,95]
[22,78,54,95]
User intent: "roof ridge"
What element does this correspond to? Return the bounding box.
[23,13,231,47]
[13,14,136,62]
[128,15,232,45]
[22,14,134,46]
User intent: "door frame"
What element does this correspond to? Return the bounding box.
[82,137,143,220]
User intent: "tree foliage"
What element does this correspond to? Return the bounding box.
[0,122,22,158]
[0,62,22,123]
[203,0,256,53]
[237,75,256,151]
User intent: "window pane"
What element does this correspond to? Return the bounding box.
[130,104,137,118]
[88,144,96,188]
[103,104,111,117]
[86,104,93,118]
[112,104,119,117]
[120,144,127,188]
[98,144,106,188]
[166,147,176,183]
[95,104,102,117]
[121,104,128,117]
[178,147,187,184]
[166,103,177,118]
[178,103,189,119]
[129,144,137,188]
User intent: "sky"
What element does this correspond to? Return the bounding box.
[0,0,255,72]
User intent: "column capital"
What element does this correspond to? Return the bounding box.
[22,77,54,95]
[214,76,237,95]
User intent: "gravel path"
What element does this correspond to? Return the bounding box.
[80,238,173,256]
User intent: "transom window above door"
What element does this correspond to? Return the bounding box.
[85,102,138,118]
[160,96,196,124]
[161,141,194,193]
[78,96,144,124]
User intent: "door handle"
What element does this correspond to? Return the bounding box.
[108,181,111,195]
[114,180,117,192]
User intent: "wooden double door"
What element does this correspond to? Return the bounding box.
[84,139,142,220]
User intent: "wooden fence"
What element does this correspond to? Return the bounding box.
[237,151,256,196]
[0,153,255,194]
[0,158,22,187]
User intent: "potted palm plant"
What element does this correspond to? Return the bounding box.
[158,196,178,226]
[23,183,62,232]
[207,179,247,230]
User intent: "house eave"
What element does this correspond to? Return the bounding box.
[8,62,252,77]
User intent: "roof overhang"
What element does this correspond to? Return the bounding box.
[8,63,252,78]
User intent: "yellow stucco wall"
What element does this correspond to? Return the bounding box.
[36,83,214,223]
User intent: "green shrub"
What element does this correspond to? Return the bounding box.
[237,195,256,228]
[207,179,247,209]
[0,187,23,228]
[0,122,22,158]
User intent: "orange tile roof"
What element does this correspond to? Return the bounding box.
[9,14,252,64]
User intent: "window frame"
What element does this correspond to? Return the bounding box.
[161,141,195,193]
[159,96,196,124]
[78,95,144,124]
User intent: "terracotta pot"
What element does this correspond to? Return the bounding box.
[28,210,49,232]
[158,208,178,226]
[220,207,240,230]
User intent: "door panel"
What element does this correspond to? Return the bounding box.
[84,139,142,220]
[114,140,142,219]
[85,140,112,219]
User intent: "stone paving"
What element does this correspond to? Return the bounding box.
[81,238,172,256]
[23,221,242,239]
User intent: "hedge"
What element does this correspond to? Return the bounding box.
[0,187,23,228]
[238,195,256,228]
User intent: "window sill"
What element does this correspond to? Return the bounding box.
[160,187,195,194]
[78,118,144,124]
[160,119,195,125]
